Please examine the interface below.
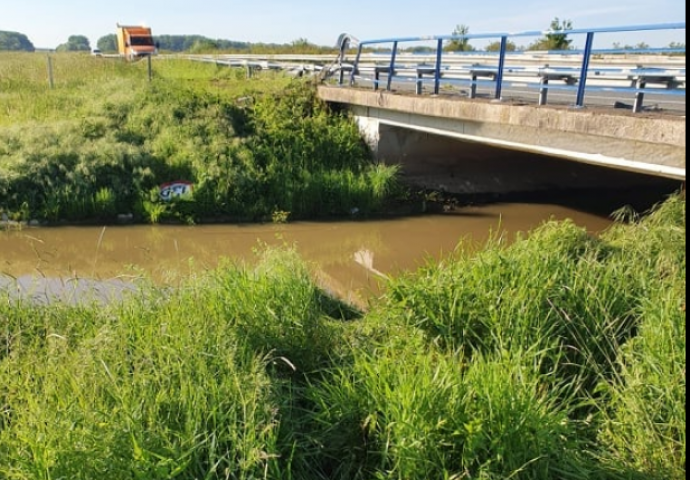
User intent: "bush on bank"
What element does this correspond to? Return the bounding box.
[0,54,398,224]
[0,194,685,479]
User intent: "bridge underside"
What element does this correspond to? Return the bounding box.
[375,124,680,201]
[318,86,686,193]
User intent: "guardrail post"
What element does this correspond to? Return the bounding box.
[539,64,549,105]
[470,70,478,98]
[539,75,549,105]
[386,41,398,91]
[434,39,443,95]
[575,32,594,108]
[633,77,647,113]
[494,36,508,99]
[350,45,363,86]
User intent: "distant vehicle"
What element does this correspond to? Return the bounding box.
[116,24,157,60]
[91,48,102,56]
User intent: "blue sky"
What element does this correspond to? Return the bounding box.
[1,0,686,49]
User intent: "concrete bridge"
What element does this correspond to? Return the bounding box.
[318,85,685,196]
[313,23,685,196]
[195,22,686,196]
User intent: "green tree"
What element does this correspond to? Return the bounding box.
[485,40,518,52]
[528,17,573,51]
[56,35,90,52]
[612,41,651,51]
[445,24,474,52]
[96,34,118,53]
[189,38,219,53]
[289,37,319,53]
[0,31,35,51]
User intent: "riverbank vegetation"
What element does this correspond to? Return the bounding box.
[1,51,685,479]
[0,53,398,224]
[0,193,685,479]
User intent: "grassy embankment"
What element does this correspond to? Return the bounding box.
[0,52,398,224]
[0,52,685,479]
[0,194,685,479]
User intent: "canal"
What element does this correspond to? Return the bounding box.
[1,200,622,308]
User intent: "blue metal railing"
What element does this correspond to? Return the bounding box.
[340,22,685,113]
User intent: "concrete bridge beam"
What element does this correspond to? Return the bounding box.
[318,86,686,188]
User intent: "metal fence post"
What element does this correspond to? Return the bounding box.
[633,77,647,113]
[387,41,398,91]
[494,36,508,99]
[434,39,443,95]
[147,55,153,81]
[350,45,363,86]
[575,32,595,108]
[539,66,550,105]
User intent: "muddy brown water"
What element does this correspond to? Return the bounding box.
[0,202,616,307]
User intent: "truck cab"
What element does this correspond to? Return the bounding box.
[116,24,157,60]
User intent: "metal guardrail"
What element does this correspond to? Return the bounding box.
[182,54,329,79]
[340,23,686,113]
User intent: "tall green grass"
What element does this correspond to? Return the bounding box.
[0,246,345,479]
[594,196,686,479]
[367,193,686,479]
[301,343,593,479]
[0,54,398,223]
[1,195,684,479]
[1,54,685,476]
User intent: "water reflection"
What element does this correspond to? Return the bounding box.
[0,275,138,305]
[0,203,614,306]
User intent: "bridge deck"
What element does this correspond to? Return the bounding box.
[317,85,686,180]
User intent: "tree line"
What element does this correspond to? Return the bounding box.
[0,20,685,54]
[443,18,685,53]
[0,30,337,54]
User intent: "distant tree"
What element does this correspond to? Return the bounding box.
[189,38,219,53]
[56,35,90,52]
[94,31,336,54]
[445,24,474,52]
[485,40,518,52]
[291,38,310,48]
[612,41,651,51]
[97,34,118,53]
[0,31,35,51]
[666,41,686,57]
[152,34,250,52]
[289,38,320,53]
[528,17,573,51]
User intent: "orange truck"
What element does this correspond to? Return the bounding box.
[116,24,157,60]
